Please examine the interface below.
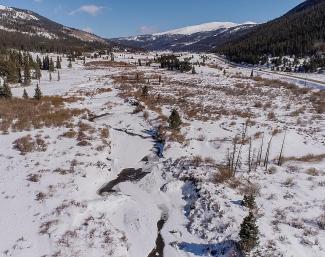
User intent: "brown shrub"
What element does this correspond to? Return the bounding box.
[61,129,77,138]
[13,135,47,155]
[100,127,109,139]
[214,166,233,183]
[267,111,276,120]
[305,168,320,176]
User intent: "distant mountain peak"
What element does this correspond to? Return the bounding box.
[154,22,248,36]
[111,21,256,52]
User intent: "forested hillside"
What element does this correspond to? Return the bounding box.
[0,6,109,53]
[217,0,325,65]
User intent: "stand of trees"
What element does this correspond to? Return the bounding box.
[216,0,325,69]
[157,55,192,73]
[0,49,63,84]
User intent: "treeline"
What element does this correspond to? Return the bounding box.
[0,49,63,84]
[0,30,108,54]
[216,0,325,67]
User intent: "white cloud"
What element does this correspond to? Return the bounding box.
[138,25,159,34]
[69,5,104,16]
[82,27,93,33]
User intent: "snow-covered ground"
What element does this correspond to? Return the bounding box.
[1,52,324,257]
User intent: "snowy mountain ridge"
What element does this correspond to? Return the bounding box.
[112,22,256,52]
[0,4,109,48]
[154,21,255,35]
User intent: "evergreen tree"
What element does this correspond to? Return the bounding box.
[168,109,182,130]
[56,56,61,69]
[34,84,42,100]
[243,194,256,209]
[0,79,12,99]
[23,55,31,85]
[49,58,55,72]
[23,88,29,99]
[42,56,50,70]
[35,64,42,80]
[17,67,22,83]
[36,55,42,69]
[239,211,259,253]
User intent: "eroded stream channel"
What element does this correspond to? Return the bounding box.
[97,125,168,256]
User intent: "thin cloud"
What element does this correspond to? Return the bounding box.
[69,5,104,16]
[138,25,159,34]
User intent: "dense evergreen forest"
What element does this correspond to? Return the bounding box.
[216,0,325,68]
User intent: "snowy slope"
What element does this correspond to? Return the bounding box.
[0,51,324,257]
[111,22,256,52]
[0,5,108,45]
[154,22,240,35]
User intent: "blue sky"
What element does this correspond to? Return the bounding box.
[1,0,304,38]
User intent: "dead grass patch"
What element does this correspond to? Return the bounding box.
[13,135,47,155]
[283,154,325,163]
[0,97,88,133]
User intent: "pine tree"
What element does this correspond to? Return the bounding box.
[0,79,12,99]
[239,211,259,253]
[23,89,29,99]
[168,109,182,130]
[35,64,42,80]
[34,84,42,100]
[23,55,31,85]
[243,194,256,209]
[56,56,61,69]
[42,56,49,70]
[36,55,42,69]
[17,67,22,83]
[49,58,55,72]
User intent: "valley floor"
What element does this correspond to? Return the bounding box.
[0,52,324,257]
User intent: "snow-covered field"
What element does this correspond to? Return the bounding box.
[1,52,324,257]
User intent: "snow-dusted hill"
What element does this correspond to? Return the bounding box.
[0,5,108,49]
[111,21,256,52]
[154,22,241,35]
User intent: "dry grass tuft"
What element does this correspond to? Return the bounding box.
[13,135,47,155]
